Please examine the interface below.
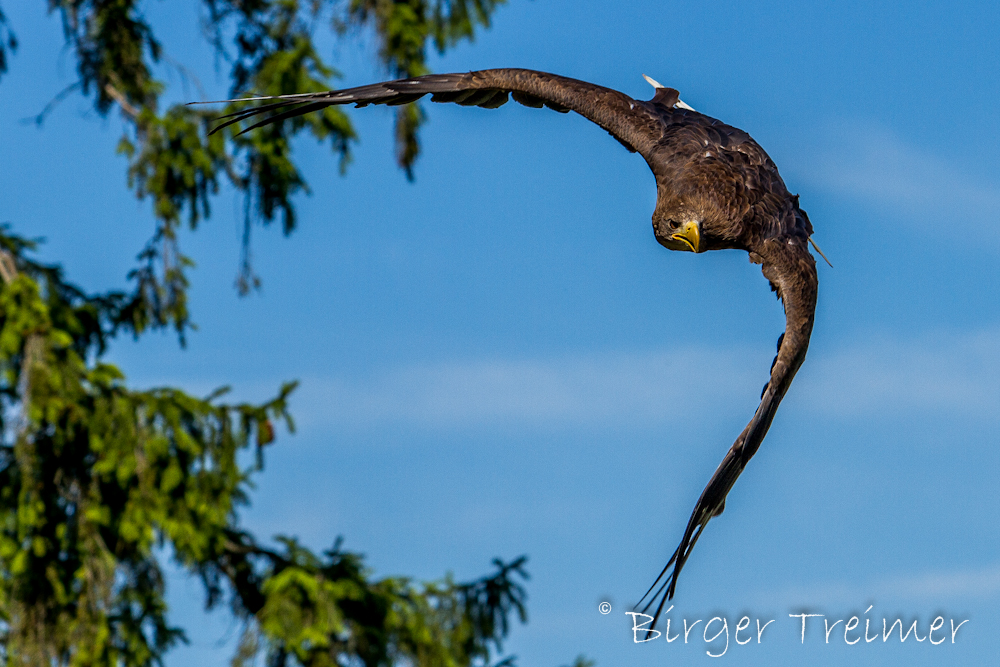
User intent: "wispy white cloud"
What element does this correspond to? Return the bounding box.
[763,562,1000,605]
[292,348,758,429]
[125,327,998,431]
[284,327,999,429]
[797,328,1000,417]
[789,123,1000,239]
[881,565,1000,601]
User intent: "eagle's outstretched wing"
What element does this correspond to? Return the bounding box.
[638,238,818,625]
[196,68,681,168]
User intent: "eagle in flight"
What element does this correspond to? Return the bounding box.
[201,68,823,626]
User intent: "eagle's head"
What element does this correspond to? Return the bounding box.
[652,182,743,253]
[654,217,702,253]
[652,193,705,253]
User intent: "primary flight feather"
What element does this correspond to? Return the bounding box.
[195,68,821,625]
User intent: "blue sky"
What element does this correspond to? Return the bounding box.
[2,0,999,665]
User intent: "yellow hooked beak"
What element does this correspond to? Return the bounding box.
[670,220,701,253]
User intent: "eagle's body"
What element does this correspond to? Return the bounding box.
[203,68,820,625]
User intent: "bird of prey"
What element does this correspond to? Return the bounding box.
[199,68,823,625]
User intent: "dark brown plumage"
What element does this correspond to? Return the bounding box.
[197,68,820,625]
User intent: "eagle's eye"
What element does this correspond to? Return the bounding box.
[666,219,680,230]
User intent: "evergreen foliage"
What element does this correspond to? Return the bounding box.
[0,2,567,665]
[0,229,529,666]
[28,0,506,312]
